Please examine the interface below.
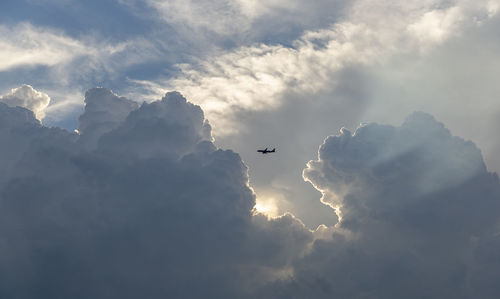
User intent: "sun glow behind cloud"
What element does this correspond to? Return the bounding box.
[2,0,500,292]
[1,85,500,297]
[253,195,281,218]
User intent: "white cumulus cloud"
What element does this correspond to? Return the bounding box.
[0,84,50,120]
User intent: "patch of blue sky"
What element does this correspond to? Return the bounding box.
[0,0,157,41]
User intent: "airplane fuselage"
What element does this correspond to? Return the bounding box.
[257,148,276,154]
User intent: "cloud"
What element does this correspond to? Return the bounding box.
[0,23,90,72]
[0,23,154,88]
[129,0,497,137]
[332,11,500,175]
[146,0,253,37]
[143,0,348,43]
[0,88,311,298]
[77,88,139,149]
[0,84,50,120]
[1,87,500,297]
[271,112,500,298]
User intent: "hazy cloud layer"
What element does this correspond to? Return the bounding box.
[2,1,500,143]
[141,0,349,45]
[154,0,498,136]
[1,90,500,298]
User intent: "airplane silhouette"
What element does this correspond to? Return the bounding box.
[257,147,276,154]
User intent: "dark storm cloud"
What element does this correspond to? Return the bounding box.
[1,89,500,298]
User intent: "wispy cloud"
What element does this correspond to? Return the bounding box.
[0,23,89,71]
[0,23,162,80]
[134,0,498,136]
[0,22,167,123]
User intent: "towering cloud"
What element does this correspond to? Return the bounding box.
[279,112,500,298]
[0,89,499,298]
[77,88,140,149]
[0,89,310,298]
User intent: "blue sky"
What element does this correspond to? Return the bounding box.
[2,1,500,297]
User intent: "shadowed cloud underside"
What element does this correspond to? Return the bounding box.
[0,89,499,298]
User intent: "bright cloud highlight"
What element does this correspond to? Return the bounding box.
[0,84,50,120]
[0,89,499,298]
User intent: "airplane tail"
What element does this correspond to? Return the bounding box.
[272,148,276,152]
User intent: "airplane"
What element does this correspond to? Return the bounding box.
[257,147,276,154]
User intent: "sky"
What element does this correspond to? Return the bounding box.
[1,0,500,298]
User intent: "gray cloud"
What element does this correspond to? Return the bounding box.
[155,0,498,138]
[77,88,139,149]
[0,89,311,298]
[142,0,349,47]
[270,112,500,298]
[118,1,500,235]
[346,13,500,175]
[1,89,500,298]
